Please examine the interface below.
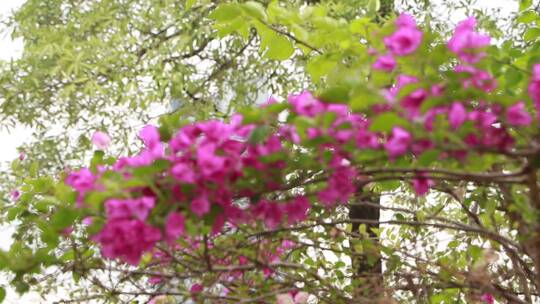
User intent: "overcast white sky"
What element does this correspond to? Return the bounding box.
[0,0,26,163]
[0,2,41,303]
[0,0,521,303]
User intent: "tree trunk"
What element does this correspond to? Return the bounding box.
[349,190,383,299]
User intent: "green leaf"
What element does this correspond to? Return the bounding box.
[0,286,5,302]
[132,160,170,178]
[520,0,532,11]
[7,207,23,221]
[29,161,39,177]
[349,89,382,112]
[13,281,29,294]
[55,183,77,205]
[417,150,440,167]
[38,221,60,247]
[90,150,105,171]
[209,4,242,22]
[377,180,400,191]
[367,0,380,15]
[28,177,54,193]
[85,192,109,211]
[371,70,393,87]
[185,0,197,10]
[268,1,290,20]
[240,108,263,124]
[468,245,483,260]
[320,111,337,129]
[50,207,78,230]
[266,34,294,60]
[60,250,75,262]
[319,86,350,104]
[215,17,248,38]
[86,217,105,235]
[259,151,287,163]
[249,126,270,143]
[241,2,267,22]
[306,56,337,82]
[524,27,540,41]
[369,113,408,132]
[350,18,376,37]
[517,10,537,24]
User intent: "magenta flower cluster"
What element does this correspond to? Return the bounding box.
[63,14,538,272]
[373,13,423,71]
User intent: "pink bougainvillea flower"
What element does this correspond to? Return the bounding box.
[469,109,497,128]
[400,88,428,118]
[279,125,301,144]
[448,102,467,129]
[197,143,225,178]
[384,127,412,157]
[294,292,310,304]
[411,138,434,155]
[288,91,326,117]
[480,293,494,304]
[211,214,225,235]
[356,129,380,149]
[367,47,378,56]
[191,283,203,293]
[372,54,396,71]
[82,216,93,226]
[10,190,20,201]
[430,84,445,96]
[412,174,435,196]
[238,255,249,265]
[92,219,161,265]
[190,283,203,300]
[423,106,447,131]
[105,199,132,220]
[165,212,185,243]
[105,197,155,221]
[252,200,283,229]
[276,293,295,304]
[276,291,310,304]
[139,125,161,148]
[326,103,349,116]
[528,64,540,119]
[385,74,419,103]
[148,276,162,285]
[448,17,490,63]
[532,64,540,82]
[506,101,532,126]
[285,196,311,225]
[455,65,497,92]
[395,13,417,27]
[170,162,196,184]
[148,295,167,304]
[261,95,278,107]
[191,195,211,217]
[62,226,74,236]
[263,202,283,229]
[130,196,155,221]
[317,166,357,207]
[281,240,296,250]
[384,13,423,56]
[396,74,418,90]
[91,131,111,149]
[65,168,95,194]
